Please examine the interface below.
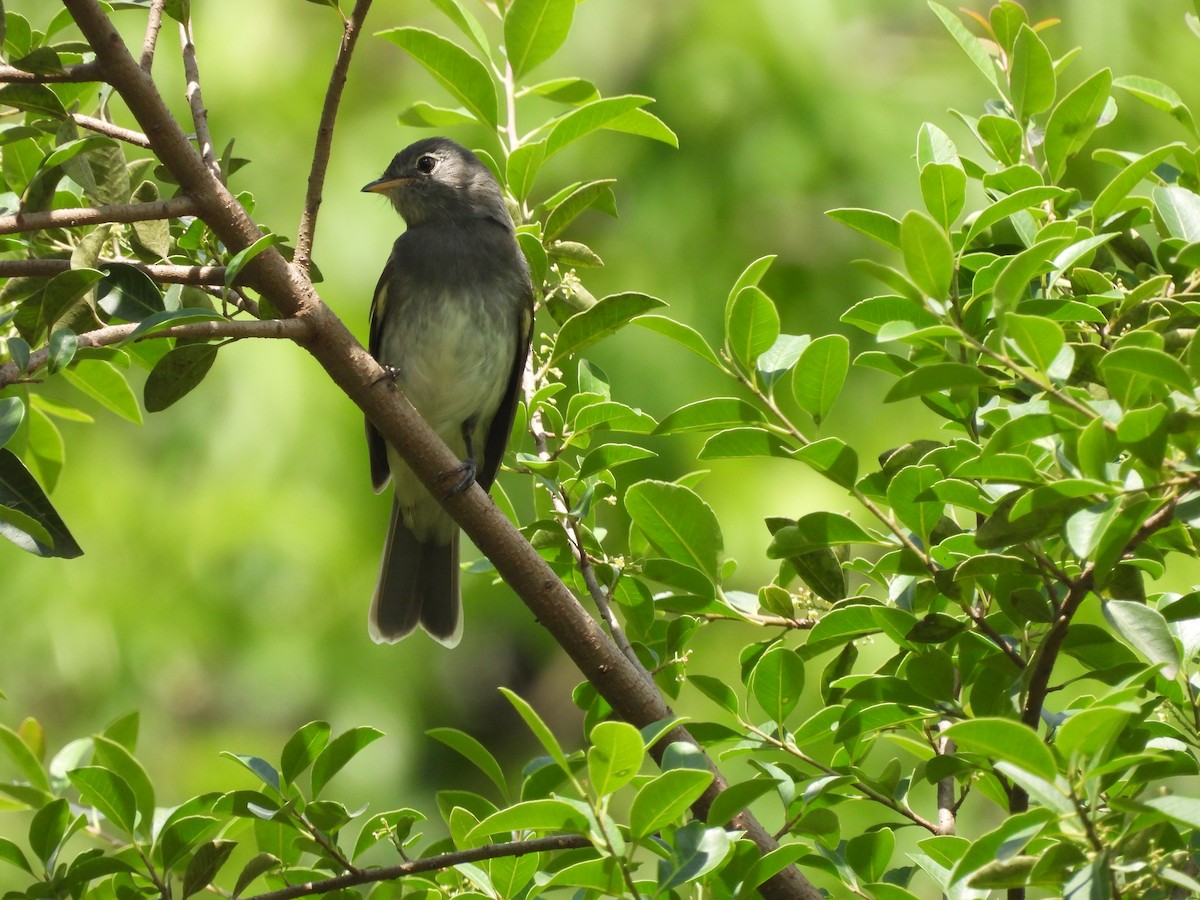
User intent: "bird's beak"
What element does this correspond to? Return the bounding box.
[361,176,409,194]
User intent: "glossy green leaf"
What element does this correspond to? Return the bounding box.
[1154,185,1200,242]
[1008,24,1056,120]
[726,286,779,373]
[928,2,1001,90]
[793,437,858,490]
[1099,345,1192,398]
[280,721,330,787]
[688,674,738,714]
[396,101,475,128]
[1102,599,1180,680]
[160,816,222,871]
[1005,313,1064,373]
[468,798,591,840]
[634,314,723,368]
[427,727,507,800]
[1114,74,1199,138]
[62,359,141,424]
[500,687,569,772]
[991,236,1072,320]
[920,162,967,227]
[310,727,384,798]
[826,208,901,249]
[0,84,66,118]
[884,362,989,402]
[767,512,878,557]
[506,139,546,199]
[900,210,953,299]
[504,0,574,77]
[944,718,1056,781]
[378,27,498,126]
[544,179,617,240]
[629,768,713,841]
[1044,68,1112,181]
[704,778,777,828]
[428,0,491,56]
[68,767,137,834]
[0,449,83,559]
[750,646,804,723]
[231,852,282,898]
[92,737,153,834]
[0,838,33,875]
[659,821,732,890]
[577,442,656,477]
[0,398,23,450]
[653,398,766,435]
[698,427,791,460]
[626,479,723,580]
[144,344,217,413]
[544,95,653,159]
[1091,142,1185,225]
[792,334,849,423]
[602,106,679,147]
[551,292,666,365]
[962,185,1069,249]
[586,721,643,796]
[181,840,236,900]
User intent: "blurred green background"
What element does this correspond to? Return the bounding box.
[4,0,1200,876]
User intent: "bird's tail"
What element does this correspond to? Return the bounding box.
[369,499,462,647]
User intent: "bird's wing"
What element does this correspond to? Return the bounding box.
[478,282,534,491]
[365,252,395,493]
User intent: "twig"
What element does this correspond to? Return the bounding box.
[0,318,310,388]
[936,725,956,835]
[0,196,197,235]
[240,835,590,900]
[294,0,373,275]
[701,612,818,629]
[139,0,167,70]
[0,62,104,83]
[72,113,152,148]
[178,18,220,179]
[0,259,225,284]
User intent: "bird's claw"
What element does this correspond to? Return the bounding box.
[372,364,401,387]
[439,458,477,499]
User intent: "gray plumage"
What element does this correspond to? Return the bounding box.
[363,137,533,647]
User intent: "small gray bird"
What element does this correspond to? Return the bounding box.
[362,137,533,647]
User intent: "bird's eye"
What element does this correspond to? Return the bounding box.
[416,155,437,174]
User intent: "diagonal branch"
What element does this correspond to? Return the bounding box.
[139,0,167,69]
[0,196,198,235]
[72,113,152,148]
[294,0,373,275]
[177,17,220,179]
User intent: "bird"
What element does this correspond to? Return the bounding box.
[361,137,533,647]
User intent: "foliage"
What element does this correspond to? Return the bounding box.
[4,1,1200,899]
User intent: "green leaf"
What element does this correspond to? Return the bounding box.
[705,778,777,828]
[310,727,384,798]
[504,0,574,78]
[660,821,732,891]
[0,84,66,118]
[224,234,286,288]
[826,208,901,249]
[698,427,791,460]
[1008,24,1056,120]
[1044,68,1112,182]
[92,737,154,835]
[1091,142,1186,226]
[467,798,591,840]
[397,100,476,128]
[1114,74,1199,138]
[688,674,738,714]
[1054,705,1135,766]
[144,344,218,413]
[0,838,33,875]
[634,314,723,369]
[0,449,83,559]
[0,398,24,450]
[551,292,666,365]
[886,464,942,543]
[1005,313,1064,373]
[630,769,713,841]
[725,286,779,373]
[427,0,491,56]
[62,359,141,424]
[181,840,236,900]
[603,107,678,147]
[279,721,330,787]
[121,308,226,344]
[928,2,1000,90]
[231,852,281,898]
[160,816,222,872]
[900,210,953,299]
[792,334,849,424]
[427,727,507,800]
[920,162,967,227]
[750,645,804,723]
[506,139,546,199]
[767,513,878,557]
[27,799,69,863]
[378,27,498,127]
[351,808,424,861]
[944,718,1056,782]
[991,236,1072,321]
[545,95,654,159]
[1154,185,1200,242]
[962,185,1069,249]
[625,480,723,581]
[884,362,990,402]
[41,267,104,332]
[47,327,77,375]
[653,398,766,435]
[793,438,859,490]
[1144,795,1200,829]
[544,179,617,240]
[69,767,137,834]
[1102,599,1180,680]
[97,263,164,322]
[586,721,643,796]
[577,442,656,477]
[1099,345,1192,399]
[499,687,569,772]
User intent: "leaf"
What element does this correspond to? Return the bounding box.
[698,427,791,460]
[1154,185,1200,242]
[0,838,33,875]
[427,728,507,800]
[928,2,1001,90]
[900,210,953,299]
[1005,313,1064,373]
[1114,74,1199,138]
[378,27,498,127]
[659,821,732,891]
[1099,346,1192,398]
[767,513,879,557]
[1102,600,1180,680]
[97,264,164,322]
[1044,68,1112,181]
[144,344,218,413]
[544,95,653,159]
[396,101,475,128]
[231,852,282,898]
[603,107,678,147]
[688,674,738,714]
[279,721,330,787]
[504,0,574,78]
[224,234,286,288]
[793,438,858,490]
[577,442,656,477]
[704,778,777,828]
[551,292,666,365]
[62,360,141,424]
[0,449,83,558]
[920,162,967,227]
[160,816,222,871]
[630,768,713,841]
[0,398,24,450]
[427,0,491,56]
[792,334,849,424]
[586,721,643,796]
[544,179,617,240]
[1008,24,1056,120]
[181,840,236,900]
[634,315,723,368]
[68,767,137,834]
[0,84,66,118]
[945,718,1056,782]
[310,727,384,798]
[726,286,779,372]
[506,139,546,199]
[653,398,766,435]
[121,308,226,343]
[750,646,805,723]
[92,737,154,835]
[991,236,1072,321]
[499,687,569,772]
[1091,142,1186,226]
[625,480,723,581]
[962,185,1069,249]
[884,362,990,402]
[467,798,591,840]
[826,208,902,249]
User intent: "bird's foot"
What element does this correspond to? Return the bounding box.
[439,457,477,499]
[372,364,401,387]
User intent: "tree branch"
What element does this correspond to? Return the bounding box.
[0,62,103,83]
[294,0,373,275]
[241,835,590,900]
[60,3,819,896]
[177,17,220,179]
[0,259,225,284]
[139,0,167,69]
[72,113,152,148]
[0,196,197,235]
[0,318,309,388]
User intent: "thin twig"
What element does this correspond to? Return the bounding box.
[936,725,956,835]
[240,835,589,900]
[178,18,220,179]
[72,113,152,148]
[0,62,103,83]
[0,318,310,388]
[0,196,197,235]
[701,612,818,629]
[139,0,167,69]
[0,259,225,284]
[294,0,373,275]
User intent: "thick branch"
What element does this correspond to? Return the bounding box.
[73,112,152,148]
[60,3,819,897]
[0,318,308,388]
[0,259,224,284]
[0,196,197,235]
[294,0,373,274]
[0,62,103,83]
[242,835,590,900]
